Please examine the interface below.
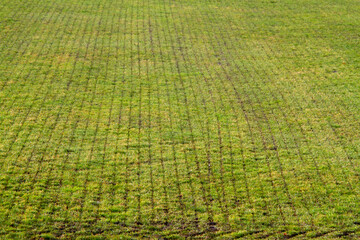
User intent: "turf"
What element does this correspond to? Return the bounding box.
[0,0,360,238]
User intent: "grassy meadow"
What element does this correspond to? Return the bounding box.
[0,0,360,238]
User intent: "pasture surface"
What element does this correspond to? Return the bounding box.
[1,0,360,238]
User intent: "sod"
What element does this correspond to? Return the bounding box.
[0,0,360,238]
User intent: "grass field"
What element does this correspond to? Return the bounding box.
[1,0,360,238]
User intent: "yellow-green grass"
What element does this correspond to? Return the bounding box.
[0,0,359,238]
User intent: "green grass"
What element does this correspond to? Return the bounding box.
[1,0,360,238]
